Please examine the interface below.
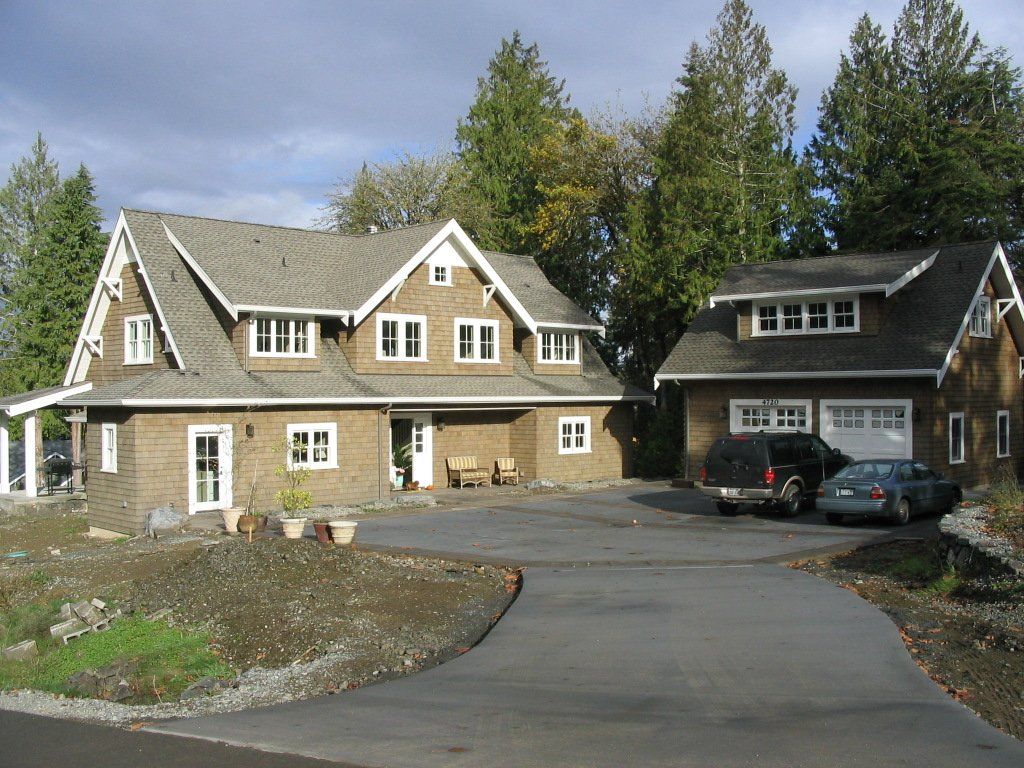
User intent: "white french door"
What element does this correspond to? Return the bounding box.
[408,413,433,488]
[188,424,233,513]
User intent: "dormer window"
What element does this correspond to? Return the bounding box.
[250,317,315,358]
[752,296,859,337]
[539,332,579,364]
[969,296,992,338]
[429,264,452,286]
[124,314,153,364]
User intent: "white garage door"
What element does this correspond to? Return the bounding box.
[821,401,912,460]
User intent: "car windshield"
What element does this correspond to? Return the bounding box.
[834,462,894,480]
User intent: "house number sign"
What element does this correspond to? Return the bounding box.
[761,398,780,406]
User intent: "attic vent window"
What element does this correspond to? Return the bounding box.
[969,296,992,338]
[429,264,452,286]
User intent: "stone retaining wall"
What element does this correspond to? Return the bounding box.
[938,506,1024,577]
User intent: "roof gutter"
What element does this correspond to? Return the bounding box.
[654,369,937,383]
[61,394,656,408]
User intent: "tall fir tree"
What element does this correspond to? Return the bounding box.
[616,0,804,383]
[5,165,106,437]
[456,31,575,255]
[809,0,1024,255]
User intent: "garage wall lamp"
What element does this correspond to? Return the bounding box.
[246,423,255,438]
[720,405,728,420]
[913,408,921,422]
[437,417,446,432]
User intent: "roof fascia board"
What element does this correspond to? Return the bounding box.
[885,251,938,296]
[4,383,93,417]
[129,223,185,370]
[710,284,888,307]
[64,211,132,385]
[536,322,606,333]
[235,304,351,320]
[161,221,238,321]
[351,221,542,333]
[654,369,936,382]
[936,243,1012,388]
[63,393,654,408]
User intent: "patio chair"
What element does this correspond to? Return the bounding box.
[495,457,519,485]
[446,456,491,488]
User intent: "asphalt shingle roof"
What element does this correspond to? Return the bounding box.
[483,250,599,327]
[711,246,940,298]
[658,241,999,377]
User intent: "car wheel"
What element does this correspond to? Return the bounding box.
[893,498,911,526]
[825,512,844,525]
[946,489,962,514]
[716,500,740,516]
[779,485,802,517]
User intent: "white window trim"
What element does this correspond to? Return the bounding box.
[123,313,153,365]
[751,295,860,337]
[949,412,965,465]
[286,422,338,470]
[997,410,1011,458]
[248,316,316,358]
[454,317,500,363]
[557,416,592,455]
[100,422,117,473]
[729,399,813,433]
[429,264,452,286]
[538,332,580,365]
[376,312,428,362]
[969,295,993,338]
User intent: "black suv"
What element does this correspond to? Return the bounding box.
[698,432,852,516]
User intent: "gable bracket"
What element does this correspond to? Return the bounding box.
[483,284,496,307]
[997,298,1016,321]
[100,277,123,301]
[391,278,406,303]
[84,335,103,358]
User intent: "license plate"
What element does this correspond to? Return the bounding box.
[726,488,742,497]
[838,488,854,497]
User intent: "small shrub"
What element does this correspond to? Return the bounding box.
[275,438,314,515]
[634,408,683,478]
[984,465,1024,545]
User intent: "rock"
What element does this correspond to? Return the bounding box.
[526,478,558,490]
[180,676,228,701]
[111,680,133,702]
[50,618,85,640]
[72,601,104,626]
[67,661,139,699]
[2,640,38,661]
[90,598,107,611]
[58,603,73,621]
[145,506,183,538]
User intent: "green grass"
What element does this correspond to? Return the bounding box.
[0,614,232,700]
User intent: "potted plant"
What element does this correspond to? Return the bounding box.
[392,444,411,489]
[237,466,263,541]
[328,519,358,544]
[276,438,313,539]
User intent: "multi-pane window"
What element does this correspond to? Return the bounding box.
[455,319,499,362]
[753,298,858,336]
[252,317,314,357]
[758,305,778,333]
[101,423,117,472]
[539,332,578,363]
[832,408,865,429]
[969,296,992,338]
[558,417,591,455]
[949,412,965,464]
[124,315,153,364]
[997,410,1010,458]
[739,405,806,430]
[377,313,426,361]
[740,407,771,428]
[287,423,337,469]
[870,407,906,430]
[430,265,451,286]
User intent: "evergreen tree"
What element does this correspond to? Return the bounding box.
[616,0,803,383]
[456,31,575,254]
[809,0,1024,254]
[0,133,60,294]
[5,165,106,437]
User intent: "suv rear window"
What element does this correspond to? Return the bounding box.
[713,438,763,466]
[769,439,795,465]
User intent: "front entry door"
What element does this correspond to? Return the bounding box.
[409,413,433,488]
[188,424,233,513]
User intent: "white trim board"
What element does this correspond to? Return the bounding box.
[729,399,813,433]
[655,369,936,384]
[63,394,655,408]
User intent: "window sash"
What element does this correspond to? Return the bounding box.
[125,316,153,363]
[287,423,336,469]
[455,319,499,362]
[970,297,992,337]
[558,417,590,454]
[431,265,450,285]
[252,317,313,357]
[949,413,965,464]
[540,332,577,363]
[752,298,858,336]
[101,423,117,472]
[997,411,1010,458]
[377,314,426,361]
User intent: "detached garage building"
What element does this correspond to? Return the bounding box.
[655,241,1024,490]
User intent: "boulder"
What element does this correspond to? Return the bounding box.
[145,506,183,538]
[2,640,37,661]
[526,478,558,490]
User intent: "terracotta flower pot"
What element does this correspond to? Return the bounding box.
[313,522,331,544]
[257,515,268,532]
[221,507,243,533]
[328,520,358,545]
[280,517,307,539]
[237,515,259,536]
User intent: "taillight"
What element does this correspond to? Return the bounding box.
[763,467,776,485]
[816,486,825,497]
[699,466,707,482]
[869,486,886,500]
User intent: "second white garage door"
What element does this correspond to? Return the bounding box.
[820,400,913,460]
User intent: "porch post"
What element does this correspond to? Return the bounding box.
[0,412,9,493]
[24,411,37,498]
[71,421,83,488]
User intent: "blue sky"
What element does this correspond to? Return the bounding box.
[1,0,1021,229]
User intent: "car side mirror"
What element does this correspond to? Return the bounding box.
[832,448,841,455]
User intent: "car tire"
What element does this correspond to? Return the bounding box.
[946,489,962,514]
[825,512,844,525]
[893,498,911,526]
[716,500,740,516]
[779,485,802,517]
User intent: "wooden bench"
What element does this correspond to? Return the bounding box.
[447,456,491,488]
[495,457,519,485]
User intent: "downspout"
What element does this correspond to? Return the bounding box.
[378,404,392,500]
[682,384,691,479]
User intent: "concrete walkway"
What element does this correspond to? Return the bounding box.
[149,483,1024,767]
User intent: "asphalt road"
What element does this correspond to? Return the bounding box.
[143,484,1024,767]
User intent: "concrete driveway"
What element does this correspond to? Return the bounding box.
[149,482,1024,767]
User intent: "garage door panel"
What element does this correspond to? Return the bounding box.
[821,401,912,461]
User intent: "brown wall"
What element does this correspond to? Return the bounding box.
[931,279,1024,487]
[520,405,634,483]
[428,410,516,486]
[341,263,516,376]
[87,406,389,534]
[87,264,174,385]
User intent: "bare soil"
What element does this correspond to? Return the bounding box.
[796,537,1024,740]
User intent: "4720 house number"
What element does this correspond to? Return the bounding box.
[761,399,780,407]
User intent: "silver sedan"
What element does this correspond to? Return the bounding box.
[817,460,961,525]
